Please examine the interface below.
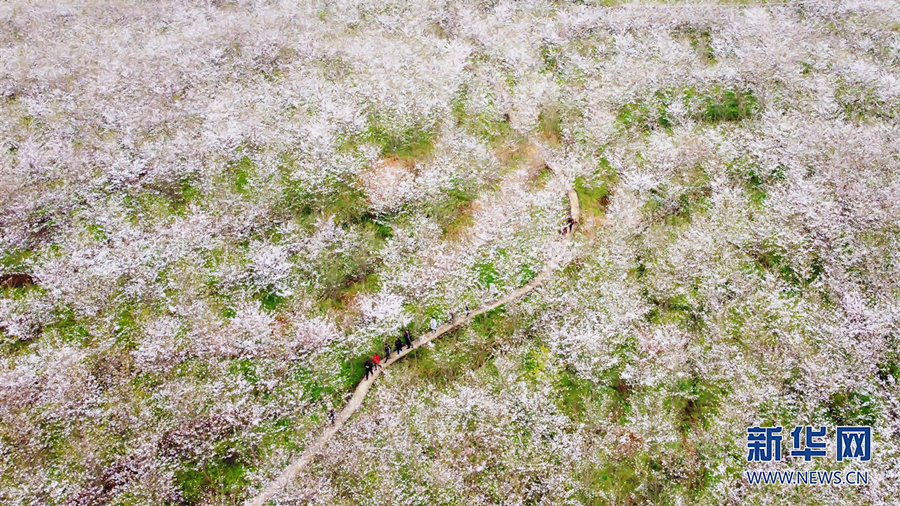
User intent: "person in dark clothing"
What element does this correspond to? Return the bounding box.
[395,337,404,355]
[383,343,391,360]
[364,359,373,380]
[404,329,413,348]
[328,409,335,425]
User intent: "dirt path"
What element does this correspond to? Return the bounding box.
[245,79,578,505]
[244,239,569,505]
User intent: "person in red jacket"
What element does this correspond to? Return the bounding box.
[372,353,381,371]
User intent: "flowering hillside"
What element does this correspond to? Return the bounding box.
[1,0,899,504]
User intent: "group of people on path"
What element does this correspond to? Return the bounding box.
[360,307,479,381]
[364,329,413,380]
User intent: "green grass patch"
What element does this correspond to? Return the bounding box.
[46,307,92,347]
[700,87,758,123]
[474,261,499,289]
[427,183,479,237]
[339,353,375,392]
[667,374,728,433]
[364,119,435,159]
[0,248,33,271]
[644,293,703,331]
[0,327,31,356]
[835,79,894,122]
[175,453,249,505]
[618,86,759,132]
[395,306,513,388]
[825,388,879,427]
[617,90,676,133]
[745,240,823,289]
[228,156,254,194]
[573,170,613,221]
[554,369,604,423]
[227,358,259,385]
[539,42,562,76]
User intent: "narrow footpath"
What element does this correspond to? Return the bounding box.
[244,242,569,506]
[247,82,578,506]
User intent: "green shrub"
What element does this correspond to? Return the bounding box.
[175,454,249,505]
[364,119,434,158]
[700,88,758,122]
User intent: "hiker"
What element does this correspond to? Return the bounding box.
[465,304,470,316]
[404,329,413,348]
[364,358,374,380]
[567,216,575,233]
[395,337,404,355]
[430,318,437,334]
[383,343,391,360]
[328,409,335,425]
[373,353,381,371]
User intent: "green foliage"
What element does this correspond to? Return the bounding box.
[256,288,287,312]
[228,156,254,194]
[537,104,564,145]
[877,334,900,382]
[228,358,259,384]
[553,369,603,423]
[521,345,551,381]
[701,87,758,123]
[0,327,31,356]
[573,170,613,220]
[835,79,894,122]
[113,302,142,350]
[46,307,91,346]
[396,306,512,388]
[279,171,369,226]
[539,42,562,75]
[450,83,469,125]
[448,83,515,143]
[471,305,508,339]
[728,158,786,206]
[667,375,727,433]
[175,451,249,504]
[645,292,703,331]
[825,388,879,427]
[518,262,537,284]
[474,261,498,288]
[618,86,758,132]
[746,240,823,289]
[364,119,434,158]
[339,353,375,392]
[617,89,677,133]
[427,183,479,237]
[146,176,202,217]
[0,248,33,270]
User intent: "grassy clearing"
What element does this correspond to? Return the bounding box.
[699,87,758,123]
[364,118,435,159]
[392,306,514,389]
[618,86,759,133]
[573,161,615,222]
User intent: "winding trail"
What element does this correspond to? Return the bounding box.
[246,77,580,505]
[244,243,568,506]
